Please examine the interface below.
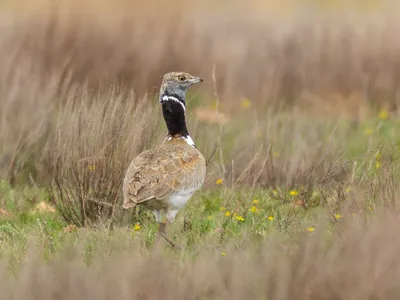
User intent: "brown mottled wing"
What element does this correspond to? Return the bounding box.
[122,143,206,208]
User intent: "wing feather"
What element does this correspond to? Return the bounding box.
[122,142,206,208]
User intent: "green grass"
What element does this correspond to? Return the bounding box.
[0,109,398,300]
[0,107,398,271]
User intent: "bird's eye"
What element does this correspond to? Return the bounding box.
[178,75,186,81]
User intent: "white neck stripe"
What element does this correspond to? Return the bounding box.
[164,135,196,147]
[183,135,196,147]
[161,95,186,112]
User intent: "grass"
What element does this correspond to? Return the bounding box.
[0,0,400,298]
[0,107,398,258]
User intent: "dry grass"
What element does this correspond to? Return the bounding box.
[1,207,400,299]
[0,0,399,185]
[0,1,400,298]
[2,0,400,108]
[45,88,158,227]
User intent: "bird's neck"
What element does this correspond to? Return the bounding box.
[160,93,190,138]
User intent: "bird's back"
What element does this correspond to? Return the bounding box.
[122,137,206,209]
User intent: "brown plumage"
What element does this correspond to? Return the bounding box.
[122,72,206,249]
[123,138,206,211]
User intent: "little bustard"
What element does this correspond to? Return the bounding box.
[122,72,206,249]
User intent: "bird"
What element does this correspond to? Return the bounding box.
[122,71,206,249]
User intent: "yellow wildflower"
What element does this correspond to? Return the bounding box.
[210,100,218,110]
[375,151,382,160]
[252,199,260,204]
[345,187,351,193]
[272,190,278,196]
[367,206,373,211]
[268,216,274,221]
[235,215,245,222]
[225,211,231,217]
[219,206,226,211]
[88,164,96,172]
[241,98,251,109]
[250,206,258,213]
[334,213,341,219]
[216,178,224,185]
[220,252,227,256]
[378,109,389,120]
[375,161,381,170]
[272,151,280,157]
[363,128,373,136]
[307,227,316,232]
[207,216,213,220]
[133,223,141,231]
[289,190,298,196]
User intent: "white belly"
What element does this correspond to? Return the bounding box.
[167,188,197,210]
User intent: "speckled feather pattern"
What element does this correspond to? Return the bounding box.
[122,137,206,211]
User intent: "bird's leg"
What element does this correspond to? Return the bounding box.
[158,221,181,251]
[183,217,192,232]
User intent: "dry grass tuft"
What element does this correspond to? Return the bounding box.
[2,207,400,299]
[45,88,159,227]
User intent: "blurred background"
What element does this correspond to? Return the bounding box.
[1,0,400,108]
[1,0,399,179]
[0,1,400,299]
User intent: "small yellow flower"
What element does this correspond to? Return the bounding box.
[241,98,251,109]
[367,206,373,211]
[345,187,351,193]
[378,109,389,120]
[133,223,141,231]
[87,164,96,172]
[307,227,316,232]
[375,161,381,170]
[235,215,245,222]
[363,128,373,136]
[252,199,260,204]
[216,178,224,185]
[268,216,274,221]
[219,206,226,211]
[289,190,298,196]
[207,216,213,220]
[250,206,258,213]
[225,211,231,217]
[375,151,382,160]
[210,100,218,109]
[272,189,278,196]
[334,213,341,219]
[220,252,227,256]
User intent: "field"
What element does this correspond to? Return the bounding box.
[0,0,400,299]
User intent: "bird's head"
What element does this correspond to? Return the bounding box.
[159,72,203,106]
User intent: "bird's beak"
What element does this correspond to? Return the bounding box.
[191,76,203,84]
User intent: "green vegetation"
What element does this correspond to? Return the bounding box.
[0,111,398,265]
[0,0,400,298]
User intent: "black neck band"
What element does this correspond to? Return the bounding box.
[161,95,189,137]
